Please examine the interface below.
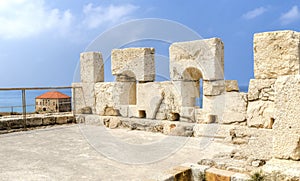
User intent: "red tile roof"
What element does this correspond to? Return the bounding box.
[36,91,70,99]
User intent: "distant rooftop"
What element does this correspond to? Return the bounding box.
[36,91,70,99]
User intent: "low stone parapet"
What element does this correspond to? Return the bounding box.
[0,113,75,133]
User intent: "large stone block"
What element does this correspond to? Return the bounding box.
[221,92,247,124]
[273,75,300,160]
[248,79,275,101]
[111,48,155,82]
[95,82,136,116]
[203,94,225,123]
[254,30,300,79]
[225,80,239,92]
[181,163,209,181]
[203,92,247,123]
[203,80,225,96]
[273,132,300,160]
[72,82,96,114]
[274,75,300,132]
[205,167,235,181]
[247,101,274,128]
[137,82,181,120]
[80,52,104,83]
[169,38,224,81]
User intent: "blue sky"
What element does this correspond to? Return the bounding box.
[0,0,299,87]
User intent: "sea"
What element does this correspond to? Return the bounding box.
[0,86,248,113]
[0,89,72,113]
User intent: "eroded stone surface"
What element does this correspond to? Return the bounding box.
[137,82,181,120]
[225,80,239,92]
[274,75,300,160]
[169,38,224,81]
[72,82,96,114]
[203,92,247,124]
[95,82,136,116]
[203,80,225,96]
[247,101,274,128]
[248,79,275,101]
[111,48,155,82]
[221,92,247,124]
[80,52,104,83]
[254,30,300,79]
[206,167,235,181]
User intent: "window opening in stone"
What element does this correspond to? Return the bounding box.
[138,110,146,118]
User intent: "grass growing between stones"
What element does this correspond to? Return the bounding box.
[248,171,265,181]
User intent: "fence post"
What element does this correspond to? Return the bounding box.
[22,89,27,129]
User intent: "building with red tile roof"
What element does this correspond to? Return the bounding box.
[35,91,71,113]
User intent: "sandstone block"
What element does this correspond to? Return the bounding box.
[254,30,300,79]
[247,101,274,128]
[203,92,247,123]
[162,122,194,136]
[128,105,138,118]
[231,173,250,181]
[273,132,300,160]
[137,82,181,119]
[180,107,195,122]
[195,108,208,124]
[203,94,225,122]
[274,75,300,132]
[262,159,300,180]
[203,80,225,96]
[273,75,300,160]
[72,82,96,114]
[169,38,224,81]
[225,80,239,92]
[80,52,104,83]
[221,92,247,124]
[164,166,191,181]
[181,163,210,181]
[248,79,275,101]
[42,117,56,125]
[111,48,155,82]
[205,167,235,181]
[95,82,136,116]
[26,118,42,127]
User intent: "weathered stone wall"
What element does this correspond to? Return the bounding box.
[71,30,300,176]
[111,48,155,82]
[253,30,300,79]
[247,79,275,128]
[95,82,136,116]
[273,75,300,160]
[169,38,224,81]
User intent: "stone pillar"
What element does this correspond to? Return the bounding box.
[73,52,104,114]
[80,52,104,83]
[273,75,300,160]
[247,30,300,128]
[111,48,155,118]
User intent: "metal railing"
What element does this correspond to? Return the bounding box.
[0,86,73,129]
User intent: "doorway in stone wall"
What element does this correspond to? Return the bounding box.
[182,67,203,108]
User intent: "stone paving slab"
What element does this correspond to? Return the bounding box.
[0,124,235,181]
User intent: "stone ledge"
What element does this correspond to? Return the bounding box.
[0,113,75,133]
[206,167,235,181]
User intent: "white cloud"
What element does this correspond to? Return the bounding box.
[0,1,138,39]
[242,7,268,20]
[82,3,138,29]
[0,0,73,39]
[280,5,300,25]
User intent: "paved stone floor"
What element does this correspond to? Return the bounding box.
[0,124,235,181]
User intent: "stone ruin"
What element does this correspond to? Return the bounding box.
[73,30,300,179]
